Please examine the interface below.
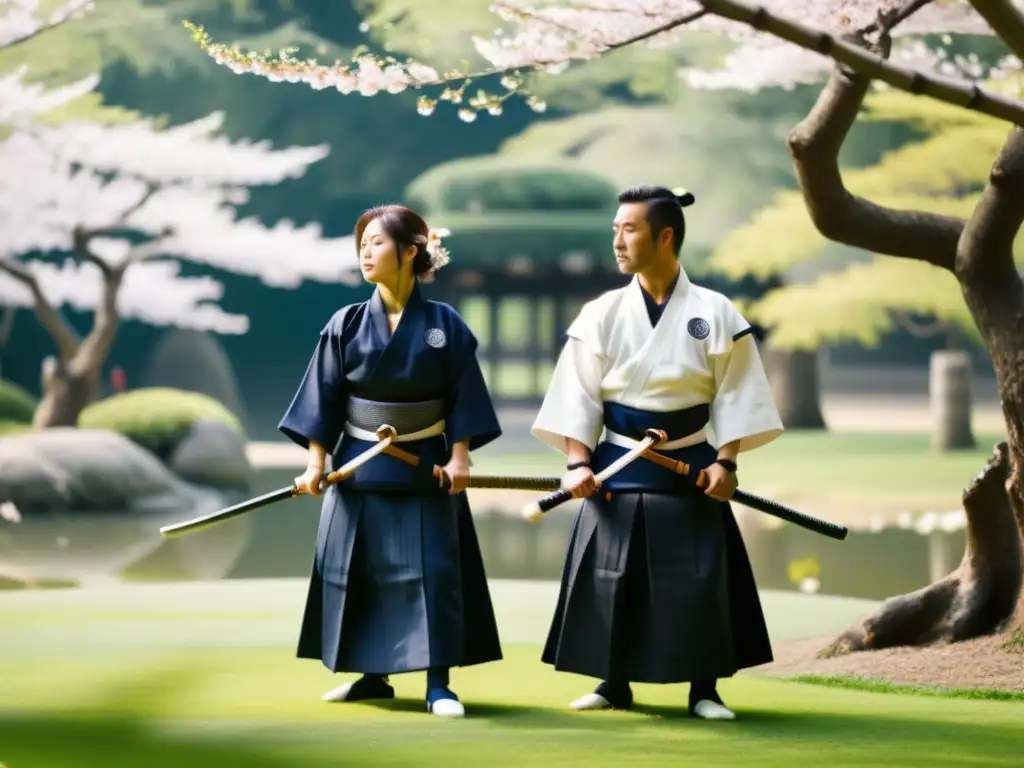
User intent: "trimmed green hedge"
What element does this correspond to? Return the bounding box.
[0,379,36,423]
[78,387,244,460]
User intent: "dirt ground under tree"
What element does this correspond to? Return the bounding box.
[756,632,1024,691]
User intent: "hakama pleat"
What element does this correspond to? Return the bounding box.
[297,485,502,674]
[541,489,772,684]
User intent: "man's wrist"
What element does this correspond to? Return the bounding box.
[567,460,590,471]
[715,458,738,473]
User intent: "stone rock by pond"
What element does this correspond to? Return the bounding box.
[167,417,252,491]
[0,428,251,586]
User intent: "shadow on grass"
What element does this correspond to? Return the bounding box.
[0,714,298,768]
[4,663,1021,766]
[3,704,1021,766]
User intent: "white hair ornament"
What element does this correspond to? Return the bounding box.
[424,228,451,271]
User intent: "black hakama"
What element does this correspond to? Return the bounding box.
[541,485,772,684]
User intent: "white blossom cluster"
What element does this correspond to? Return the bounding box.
[0,114,360,334]
[0,0,93,48]
[190,0,1023,118]
[0,0,97,122]
[481,0,1015,92]
[0,67,99,124]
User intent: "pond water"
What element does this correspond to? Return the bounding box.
[0,467,966,601]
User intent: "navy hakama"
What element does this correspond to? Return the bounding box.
[280,282,503,676]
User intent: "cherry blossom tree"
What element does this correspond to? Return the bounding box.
[0,112,359,428]
[1,0,99,382]
[190,0,1024,652]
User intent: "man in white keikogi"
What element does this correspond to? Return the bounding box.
[531,185,784,720]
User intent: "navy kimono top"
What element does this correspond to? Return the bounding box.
[279,282,502,492]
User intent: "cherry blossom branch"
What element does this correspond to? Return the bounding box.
[119,228,175,272]
[0,0,94,51]
[700,0,1024,125]
[75,182,161,240]
[0,259,80,358]
[186,0,1024,125]
[858,0,936,37]
[184,7,709,119]
[71,225,177,374]
[71,182,164,277]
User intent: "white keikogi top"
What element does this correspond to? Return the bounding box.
[531,266,783,456]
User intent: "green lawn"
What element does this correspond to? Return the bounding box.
[471,431,1007,522]
[0,579,1020,766]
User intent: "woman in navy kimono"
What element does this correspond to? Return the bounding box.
[279,204,503,718]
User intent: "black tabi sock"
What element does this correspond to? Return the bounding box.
[689,680,723,707]
[595,680,634,709]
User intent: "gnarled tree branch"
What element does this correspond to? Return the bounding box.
[966,1,1024,62]
[956,127,1024,283]
[0,259,80,360]
[72,225,175,375]
[75,182,161,241]
[116,227,174,275]
[786,41,966,271]
[71,182,164,278]
[700,0,1024,126]
[860,0,936,37]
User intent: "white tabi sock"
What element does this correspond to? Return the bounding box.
[428,698,466,718]
[322,682,357,702]
[569,692,613,711]
[692,699,736,720]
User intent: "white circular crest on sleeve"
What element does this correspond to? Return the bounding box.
[425,328,447,348]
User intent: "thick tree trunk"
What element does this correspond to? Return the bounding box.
[32,356,101,428]
[820,441,1021,656]
[761,344,827,430]
[784,18,1024,652]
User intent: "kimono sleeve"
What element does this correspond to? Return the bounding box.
[531,302,606,455]
[443,318,502,452]
[278,322,348,452]
[709,301,783,453]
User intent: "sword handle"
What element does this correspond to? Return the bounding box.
[522,487,574,521]
[431,466,563,492]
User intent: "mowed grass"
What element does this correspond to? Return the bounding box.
[1,579,1021,766]
[470,431,1008,521]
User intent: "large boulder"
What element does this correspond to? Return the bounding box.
[0,427,196,514]
[0,428,250,585]
[78,387,251,490]
[167,417,251,490]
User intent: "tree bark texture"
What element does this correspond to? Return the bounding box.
[820,442,1020,655]
[787,25,1024,651]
